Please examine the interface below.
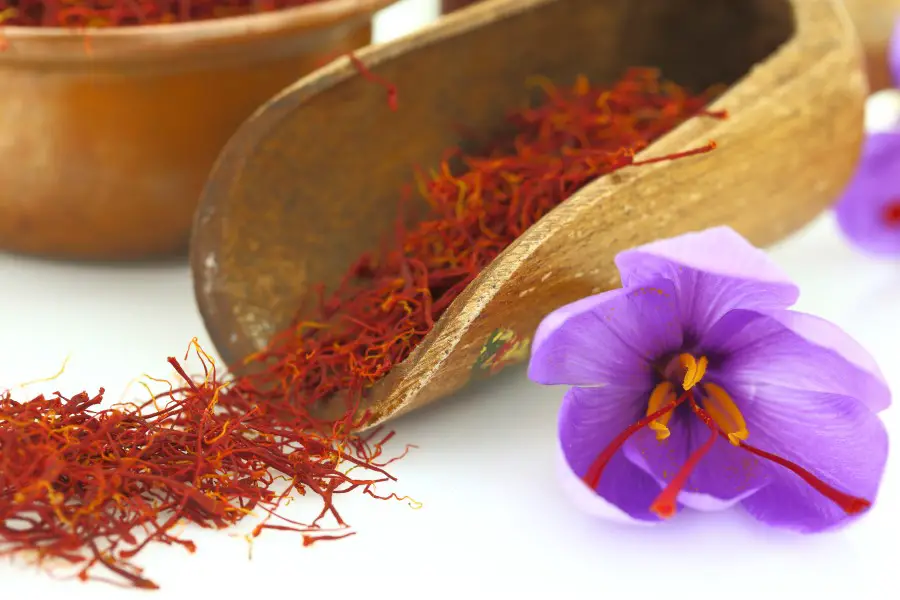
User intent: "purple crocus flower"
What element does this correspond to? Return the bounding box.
[835,19,900,254]
[528,227,890,532]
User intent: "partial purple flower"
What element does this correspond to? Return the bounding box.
[529,226,890,533]
[835,131,900,254]
[835,18,900,254]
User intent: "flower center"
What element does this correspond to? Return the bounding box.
[580,353,872,520]
[649,353,748,445]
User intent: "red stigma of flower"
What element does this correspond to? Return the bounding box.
[732,442,871,515]
[581,392,688,489]
[649,399,719,518]
[881,199,900,228]
[583,386,873,520]
[688,401,870,515]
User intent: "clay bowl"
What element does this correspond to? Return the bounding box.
[191,0,866,429]
[842,0,899,90]
[0,1,396,261]
[441,0,483,13]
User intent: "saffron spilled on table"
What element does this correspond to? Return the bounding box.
[0,68,724,589]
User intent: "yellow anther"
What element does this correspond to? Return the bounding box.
[646,381,677,441]
[701,382,749,446]
[679,353,708,390]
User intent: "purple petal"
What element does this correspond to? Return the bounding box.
[528,279,682,387]
[623,412,769,511]
[834,132,900,255]
[703,309,891,412]
[555,447,657,526]
[614,227,799,338]
[558,386,665,523]
[736,386,888,533]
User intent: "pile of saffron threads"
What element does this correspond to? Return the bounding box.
[0,68,724,590]
[1,342,412,590]
[238,68,724,414]
[0,1,330,27]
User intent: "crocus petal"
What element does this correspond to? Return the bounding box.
[558,386,665,523]
[623,412,769,511]
[702,309,891,412]
[734,385,888,533]
[834,132,900,255]
[614,227,799,338]
[555,446,656,526]
[528,279,682,387]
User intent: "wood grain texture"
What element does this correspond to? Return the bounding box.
[191,0,867,429]
[841,0,900,90]
[441,0,483,13]
[0,1,395,261]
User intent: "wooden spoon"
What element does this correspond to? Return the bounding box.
[190,0,866,429]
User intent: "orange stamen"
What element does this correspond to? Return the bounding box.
[700,383,748,446]
[646,382,677,441]
[678,354,708,390]
[583,381,872,521]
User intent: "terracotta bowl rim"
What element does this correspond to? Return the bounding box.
[1,0,395,57]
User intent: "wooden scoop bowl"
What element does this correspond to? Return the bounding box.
[190,0,866,429]
[842,0,900,91]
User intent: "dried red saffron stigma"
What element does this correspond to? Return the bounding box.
[0,341,411,589]
[583,354,872,520]
[2,69,722,588]
[348,52,399,111]
[242,69,724,431]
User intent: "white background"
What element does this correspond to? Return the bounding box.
[1,1,898,598]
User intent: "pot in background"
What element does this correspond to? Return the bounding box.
[0,1,396,261]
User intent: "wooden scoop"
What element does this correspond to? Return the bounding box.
[842,0,900,91]
[190,0,866,429]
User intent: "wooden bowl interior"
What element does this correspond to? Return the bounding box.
[193,0,795,365]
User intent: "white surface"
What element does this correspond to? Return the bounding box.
[865,89,900,133]
[1,1,899,598]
